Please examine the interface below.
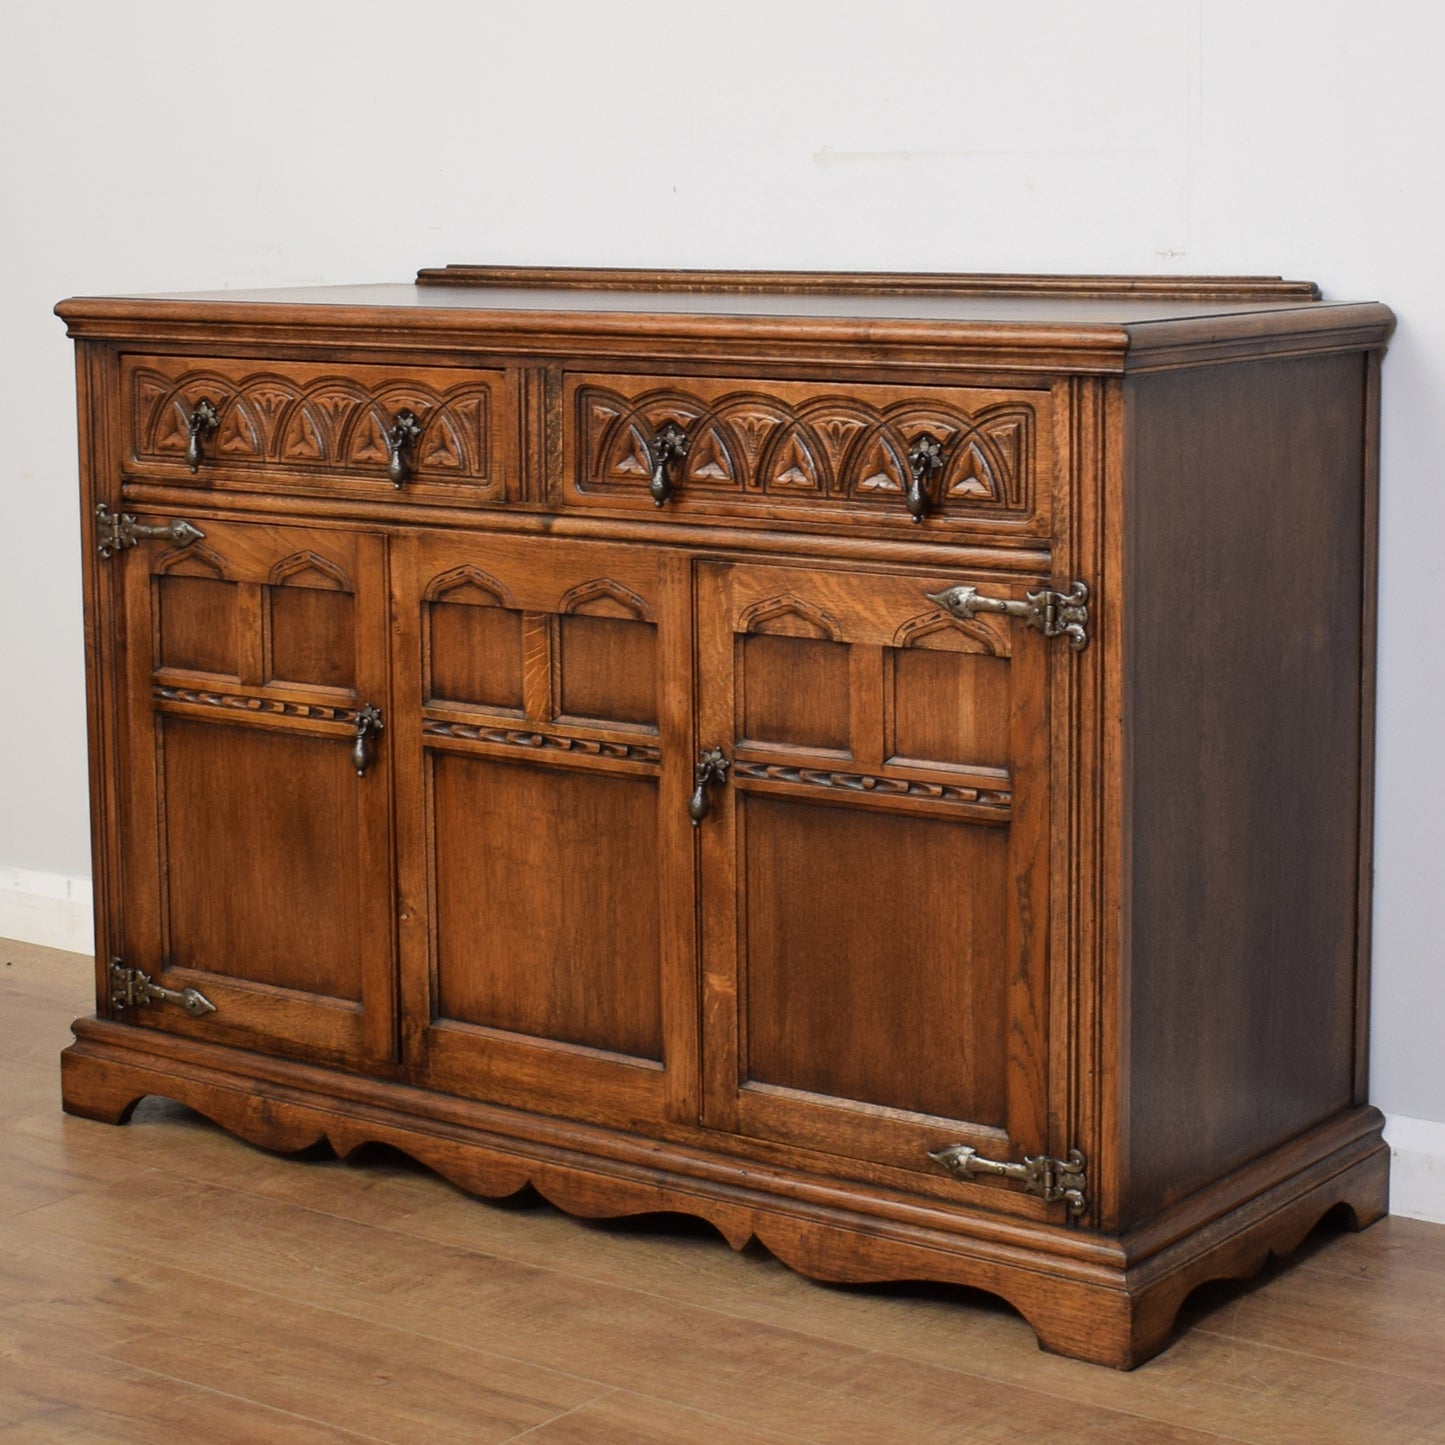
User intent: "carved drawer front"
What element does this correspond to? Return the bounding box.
[122,354,517,503]
[563,372,1053,534]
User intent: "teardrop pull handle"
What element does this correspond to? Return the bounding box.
[648,421,690,506]
[386,410,423,487]
[905,432,946,523]
[688,746,730,825]
[185,399,220,472]
[352,704,384,776]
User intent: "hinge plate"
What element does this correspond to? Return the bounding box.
[109,958,216,1018]
[95,503,205,559]
[928,1144,1088,1216]
[925,579,1091,651]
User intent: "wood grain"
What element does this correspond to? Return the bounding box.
[1124,353,1369,1224]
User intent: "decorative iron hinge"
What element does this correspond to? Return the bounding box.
[925,579,1091,652]
[95,502,205,559]
[109,959,216,1018]
[928,1144,1088,1216]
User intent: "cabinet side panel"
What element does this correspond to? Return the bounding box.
[1125,352,1370,1225]
[77,342,122,1008]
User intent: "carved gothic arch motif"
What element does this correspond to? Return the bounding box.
[892,608,1007,657]
[738,594,841,640]
[139,370,238,455]
[596,389,706,484]
[268,551,353,593]
[422,565,514,608]
[757,423,826,494]
[559,577,654,622]
[153,541,229,580]
[277,378,369,463]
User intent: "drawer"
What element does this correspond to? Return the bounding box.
[562,371,1053,534]
[121,354,518,504]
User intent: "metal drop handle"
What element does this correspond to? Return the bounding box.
[648,421,690,506]
[385,410,423,487]
[185,399,220,472]
[905,431,946,523]
[352,704,384,776]
[688,746,730,825]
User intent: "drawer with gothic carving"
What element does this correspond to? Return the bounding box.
[121,354,519,503]
[562,372,1053,534]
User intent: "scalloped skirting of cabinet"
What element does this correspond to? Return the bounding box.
[56,266,1394,1368]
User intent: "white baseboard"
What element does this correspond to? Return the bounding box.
[1384,1113,1445,1225]
[2,864,1441,1224]
[0,866,94,956]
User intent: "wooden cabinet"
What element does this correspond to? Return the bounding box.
[57,266,1394,1367]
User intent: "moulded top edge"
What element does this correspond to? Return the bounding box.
[53,284,1395,370]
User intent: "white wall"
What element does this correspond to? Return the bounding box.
[3,2,1441,1139]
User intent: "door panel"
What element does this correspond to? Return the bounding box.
[161,719,365,1000]
[394,532,695,1131]
[697,558,1052,1189]
[114,516,394,1065]
[431,755,663,1060]
[741,794,1010,1125]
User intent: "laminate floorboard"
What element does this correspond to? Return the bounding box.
[2,938,1442,1443]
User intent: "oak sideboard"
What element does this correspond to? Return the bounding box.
[56,266,1393,1366]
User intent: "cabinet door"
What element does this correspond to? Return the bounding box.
[393,533,696,1131]
[696,559,1052,1189]
[112,516,395,1065]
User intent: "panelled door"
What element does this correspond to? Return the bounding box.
[695,558,1053,1189]
[112,515,395,1065]
[393,532,696,1132]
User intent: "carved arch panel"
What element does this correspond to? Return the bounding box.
[423,565,524,713]
[738,594,841,640]
[560,577,655,622]
[423,565,514,608]
[892,608,1008,658]
[269,551,353,592]
[265,551,357,692]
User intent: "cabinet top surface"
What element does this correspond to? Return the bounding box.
[56,267,1394,372]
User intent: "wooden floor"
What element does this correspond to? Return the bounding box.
[3,943,1444,1444]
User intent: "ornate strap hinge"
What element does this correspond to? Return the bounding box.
[928,1144,1088,1215]
[925,579,1091,652]
[109,958,216,1018]
[95,502,205,559]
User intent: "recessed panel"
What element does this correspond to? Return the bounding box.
[741,634,850,750]
[558,614,657,725]
[161,717,362,999]
[157,576,238,676]
[743,794,1008,1124]
[432,755,662,1059]
[428,601,523,709]
[891,649,1011,768]
[268,585,355,690]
